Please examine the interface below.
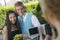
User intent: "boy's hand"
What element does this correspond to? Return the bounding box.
[22,34,29,39]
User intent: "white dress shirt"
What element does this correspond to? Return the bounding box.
[22,13,41,27]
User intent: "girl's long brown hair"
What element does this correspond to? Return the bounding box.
[4,10,22,40]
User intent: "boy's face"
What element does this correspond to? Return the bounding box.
[15,6,25,16]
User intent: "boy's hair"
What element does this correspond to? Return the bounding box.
[40,0,60,20]
[15,1,24,7]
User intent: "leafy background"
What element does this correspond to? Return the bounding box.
[0,1,46,30]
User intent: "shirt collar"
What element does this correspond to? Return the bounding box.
[22,13,26,18]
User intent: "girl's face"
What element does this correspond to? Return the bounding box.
[9,13,16,24]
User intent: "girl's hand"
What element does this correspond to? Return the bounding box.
[45,35,52,40]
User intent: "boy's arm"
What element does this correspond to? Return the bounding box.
[32,15,41,27]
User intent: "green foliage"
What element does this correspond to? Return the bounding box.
[0,1,46,29]
[24,1,38,13]
[13,34,22,40]
[0,6,14,29]
[33,3,47,24]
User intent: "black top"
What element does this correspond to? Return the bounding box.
[10,30,23,40]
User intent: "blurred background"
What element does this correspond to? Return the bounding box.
[0,0,47,40]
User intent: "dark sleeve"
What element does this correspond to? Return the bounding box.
[45,24,52,36]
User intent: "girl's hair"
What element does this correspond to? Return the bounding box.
[41,0,60,20]
[4,10,21,40]
[40,0,59,38]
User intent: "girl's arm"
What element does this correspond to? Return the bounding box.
[2,26,8,40]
